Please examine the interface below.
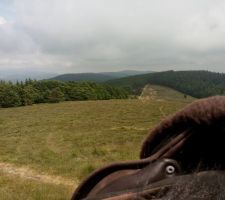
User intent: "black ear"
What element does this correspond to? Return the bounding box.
[140,96,225,172]
[140,96,225,159]
[71,158,152,200]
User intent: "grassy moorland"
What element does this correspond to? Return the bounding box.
[0,172,72,200]
[0,85,194,199]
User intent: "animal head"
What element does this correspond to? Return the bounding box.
[72,96,225,200]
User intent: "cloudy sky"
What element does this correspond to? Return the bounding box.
[1,0,225,73]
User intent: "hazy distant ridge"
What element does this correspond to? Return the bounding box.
[0,69,57,82]
[50,73,114,82]
[50,70,153,82]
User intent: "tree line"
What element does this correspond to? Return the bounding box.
[108,70,225,98]
[0,80,128,108]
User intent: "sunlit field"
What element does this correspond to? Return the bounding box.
[0,85,194,199]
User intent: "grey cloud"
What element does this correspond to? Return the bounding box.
[0,0,225,73]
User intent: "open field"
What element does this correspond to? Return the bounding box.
[0,85,194,199]
[139,84,194,101]
[0,172,73,200]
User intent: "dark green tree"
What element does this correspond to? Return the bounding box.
[47,87,65,103]
[0,85,21,107]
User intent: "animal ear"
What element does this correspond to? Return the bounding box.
[71,160,150,200]
[140,96,225,160]
[140,96,225,173]
[73,159,181,200]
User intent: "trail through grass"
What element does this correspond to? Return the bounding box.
[0,162,76,186]
[0,86,194,199]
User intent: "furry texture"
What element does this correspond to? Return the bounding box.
[141,96,225,159]
[82,172,225,200]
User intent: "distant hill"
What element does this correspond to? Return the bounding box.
[50,70,153,82]
[0,69,57,82]
[100,70,153,78]
[107,70,225,98]
[50,73,114,82]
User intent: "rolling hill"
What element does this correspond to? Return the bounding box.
[108,70,225,98]
[50,73,114,82]
[50,70,153,82]
[100,70,153,78]
[0,69,57,82]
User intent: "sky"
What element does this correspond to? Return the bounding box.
[0,0,225,73]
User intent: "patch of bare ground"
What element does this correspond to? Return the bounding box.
[0,162,77,187]
[138,85,157,102]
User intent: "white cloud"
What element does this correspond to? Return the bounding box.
[0,0,225,73]
[0,16,7,25]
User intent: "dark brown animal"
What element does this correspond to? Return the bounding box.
[89,158,180,197]
[72,96,225,200]
[90,171,225,200]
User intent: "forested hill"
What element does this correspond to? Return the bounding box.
[50,70,153,82]
[50,73,114,82]
[107,70,225,98]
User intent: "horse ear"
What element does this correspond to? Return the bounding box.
[72,159,181,200]
[140,96,225,159]
[71,159,152,200]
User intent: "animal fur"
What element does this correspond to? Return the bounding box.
[141,96,225,158]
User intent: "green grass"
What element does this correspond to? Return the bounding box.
[140,84,194,101]
[0,172,72,200]
[0,86,194,199]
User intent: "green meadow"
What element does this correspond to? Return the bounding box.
[0,85,194,199]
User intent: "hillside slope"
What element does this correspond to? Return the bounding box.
[108,70,225,98]
[139,85,194,102]
[50,70,153,82]
[100,70,153,78]
[50,73,113,82]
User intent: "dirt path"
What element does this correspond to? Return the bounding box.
[139,85,157,102]
[159,106,166,118]
[0,162,77,187]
